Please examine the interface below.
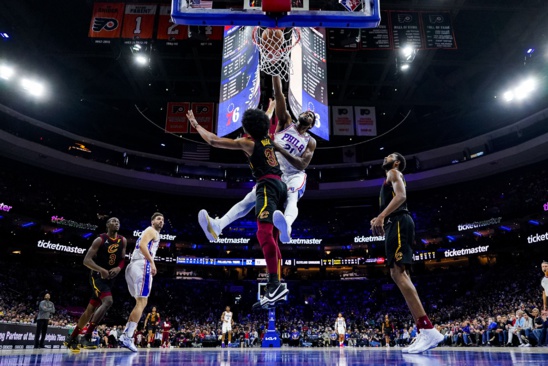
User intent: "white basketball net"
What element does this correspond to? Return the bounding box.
[252,27,301,82]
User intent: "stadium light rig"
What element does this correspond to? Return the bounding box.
[0,65,14,80]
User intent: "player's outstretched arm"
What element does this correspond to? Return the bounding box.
[273,76,292,132]
[188,110,253,154]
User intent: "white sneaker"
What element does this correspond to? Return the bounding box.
[119,334,138,352]
[408,328,444,354]
[273,210,291,243]
[402,333,422,353]
[198,209,221,241]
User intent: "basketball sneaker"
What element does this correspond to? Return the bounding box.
[65,337,80,353]
[119,333,138,352]
[262,282,289,305]
[80,337,97,349]
[198,209,221,241]
[402,333,421,353]
[273,210,291,243]
[407,328,444,354]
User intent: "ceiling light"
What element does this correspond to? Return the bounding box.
[20,78,45,97]
[401,64,410,71]
[135,55,149,66]
[502,91,514,102]
[0,65,14,80]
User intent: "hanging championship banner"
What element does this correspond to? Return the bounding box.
[354,106,377,136]
[217,26,260,137]
[165,102,190,133]
[331,106,355,136]
[190,102,215,134]
[88,3,125,41]
[121,4,158,40]
[157,5,188,43]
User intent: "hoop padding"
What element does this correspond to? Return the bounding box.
[252,27,301,82]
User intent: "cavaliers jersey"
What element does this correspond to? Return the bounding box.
[131,228,160,262]
[274,124,311,175]
[93,233,125,273]
[149,312,159,325]
[223,311,233,323]
[379,173,409,217]
[248,137,282,179]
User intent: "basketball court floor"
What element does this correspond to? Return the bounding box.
[1,347,547,366]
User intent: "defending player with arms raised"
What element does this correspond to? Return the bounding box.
[188,108,288,308]
[119,212,164,352]
[65,217,127,352]
[198,75,316,244]
[220,306,235,347]
[335,313,347,348]
[370,153,443,354]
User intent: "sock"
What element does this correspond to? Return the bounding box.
[85,322,96,338]
[257,222,278,275]
[124,321,138,337]
[70,326,82,339]
[220,191,255,230]
[284,192,299,228]
[417,315,433,330]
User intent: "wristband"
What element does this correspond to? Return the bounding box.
[118,260,125,269]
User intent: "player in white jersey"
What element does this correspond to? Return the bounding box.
[335,313,347,347]
[220,306,234,347]
[119,212,164,352]
[198,75,317,244]
[542,261,548,311]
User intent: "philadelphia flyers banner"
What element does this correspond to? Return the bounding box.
[189,103,215,134]
[157,5,188,43]
[88,3,124,41]
[165,102,190,133]
[121,4,158,40]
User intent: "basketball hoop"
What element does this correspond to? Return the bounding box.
[252,27,301,82]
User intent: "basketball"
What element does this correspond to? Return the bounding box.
[262,28,284,53]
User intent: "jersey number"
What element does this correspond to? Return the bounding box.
[108,254,116,266]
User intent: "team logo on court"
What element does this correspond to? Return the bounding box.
[259,211,270,219]
[92,17,119,32]
[395,252,403,261]
[397,14,413,23]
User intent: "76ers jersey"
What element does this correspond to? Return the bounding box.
[131,231,159,262]
[274,124,311,175]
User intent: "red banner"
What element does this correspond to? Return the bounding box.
[157,5,188,42]
[88,3,124,39]
[121,4,157,40]
[165,102,190,133]
[190,103,215,134]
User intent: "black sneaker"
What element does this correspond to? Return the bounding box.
[66,338,80,353]
[262,283,289,306]
[80,337,98,349]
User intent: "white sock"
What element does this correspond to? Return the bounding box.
[284,192,299,228]
[220,190,255,230]
[124,321,138,337]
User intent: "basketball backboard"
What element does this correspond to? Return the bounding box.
[171,0,380,28]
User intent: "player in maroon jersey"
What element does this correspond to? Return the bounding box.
[65,217,127,352]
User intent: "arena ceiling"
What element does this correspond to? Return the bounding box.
[0,0,547,164]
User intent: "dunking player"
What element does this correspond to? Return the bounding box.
[541,261,548,311]
[188,108,288,308]
[220,306,234,347]
[370,153,443,354]
[335,313,347,348]
[119,212,164,352]
[198,75,316,244]
[65,217,127,352]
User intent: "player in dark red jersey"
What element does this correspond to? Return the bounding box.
[188,107,288,308]
[65,217,127,352]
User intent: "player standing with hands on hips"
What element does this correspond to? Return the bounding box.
[370,153,443,354]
